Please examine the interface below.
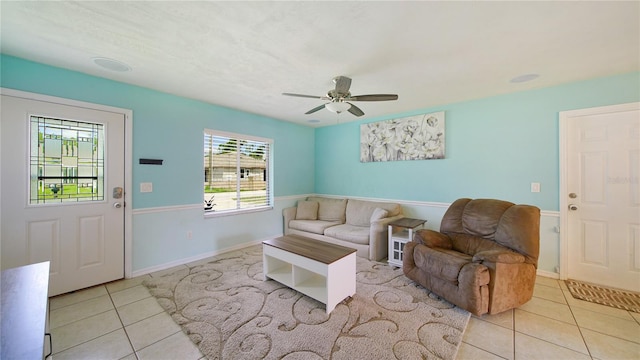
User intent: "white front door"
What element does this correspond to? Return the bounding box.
[1,94,126,296]
[561,102,640,292]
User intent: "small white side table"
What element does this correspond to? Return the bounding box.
[388,218,426,267]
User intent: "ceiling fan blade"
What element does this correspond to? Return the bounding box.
[305,104,326,115]
[282,92,324,99]
[348,94,398,101]
[346,102,364,117]
[333,76,352,94]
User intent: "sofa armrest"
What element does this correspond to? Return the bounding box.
[472,250,525,264]
[413,229,453,249]
[369,214,404,261]
[282,207,297,235]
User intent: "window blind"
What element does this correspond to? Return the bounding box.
[204,130,272,214]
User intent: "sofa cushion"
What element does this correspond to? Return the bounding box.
[345,199,401,226]
[289,220,342,235]
[472,250,525,264]
[449,233,511,257]
[324,224,370,245]
[413,246,473,284]
[296,200,318,220]
[370,208,388,222]
[461,199,514,237]
[307,197,347,222]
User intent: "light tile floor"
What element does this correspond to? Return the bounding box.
[49,272,640,360]
[48,274,204,360]
[458,276,640,360]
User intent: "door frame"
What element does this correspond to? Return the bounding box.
[1,87,134,279]
[558,101,640,281]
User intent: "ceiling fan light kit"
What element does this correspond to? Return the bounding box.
[283,76,398,117]
[325,102,351,113]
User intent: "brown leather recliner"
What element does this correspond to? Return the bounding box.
[403,198,540,316]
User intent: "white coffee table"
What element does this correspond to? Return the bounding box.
[263,235,356,314]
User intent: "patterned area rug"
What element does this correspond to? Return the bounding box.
[143,245,470,359]
[565,279,640,313]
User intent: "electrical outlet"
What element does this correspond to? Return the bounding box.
[140,182,153,193]
[530,182,540,193]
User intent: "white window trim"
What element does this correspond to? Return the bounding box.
[203,129,273,218]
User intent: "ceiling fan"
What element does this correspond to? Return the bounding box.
[282,76,398,117]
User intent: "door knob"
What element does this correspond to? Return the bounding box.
[113,202,122,208]
[568,204,578,211]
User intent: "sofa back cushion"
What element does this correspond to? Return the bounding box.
[441,198,540,265]
[307,197,347,222]
[495,205,540,265]
[295,200,318,220]
[449,233,512,257]
[345,199,402,226]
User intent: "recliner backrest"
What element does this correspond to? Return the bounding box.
[440,198,540,266]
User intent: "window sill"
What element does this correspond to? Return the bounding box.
[204,206,273,219]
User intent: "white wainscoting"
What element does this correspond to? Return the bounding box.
[130,194,560,279]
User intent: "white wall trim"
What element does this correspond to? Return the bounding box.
[132,194,312,215]
[1,87,135,279]
[541,210,559,217]
[278,194,314,201]
[537,269,559,279]
[315,193,560,214]
[132,194,561,217]
[132,203,203,215]
[558,102,640,281]
[312,193,451,209]
[131,238,270,278]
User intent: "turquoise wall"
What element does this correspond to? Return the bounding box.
[315,72,640,211]
[1,55,314,272]
[1,55,315,207]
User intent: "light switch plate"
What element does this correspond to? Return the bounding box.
[140,182,153,193]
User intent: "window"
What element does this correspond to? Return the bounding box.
[29,116,104,204]
[204,129,272,215]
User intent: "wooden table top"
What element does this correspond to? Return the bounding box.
[388,217,427,229]
[263,235,356,264]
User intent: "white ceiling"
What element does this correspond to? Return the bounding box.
[1,1,638,127]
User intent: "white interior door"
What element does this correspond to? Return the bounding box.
[562,103,640,292]
[1,94,126,296]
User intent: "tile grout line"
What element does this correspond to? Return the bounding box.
[561,281,595,359]
[49,288,130,356]
[110,283,189,358]
[561,288,640,345]
[462,341,510,360]
[106,284,140,360]
[512,308,516,360]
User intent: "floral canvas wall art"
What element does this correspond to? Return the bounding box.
[360,111,445,162]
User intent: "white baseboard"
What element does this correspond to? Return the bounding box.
[130,237,274,278]
[536,269,560,279]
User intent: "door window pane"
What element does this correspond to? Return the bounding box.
[29,116,104,204]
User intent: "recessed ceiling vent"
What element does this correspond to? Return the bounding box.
[510,73,539,83]
[92,57,131,72]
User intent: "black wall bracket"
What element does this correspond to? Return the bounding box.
[139,158,163,165]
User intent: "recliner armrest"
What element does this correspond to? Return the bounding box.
[413,229,453,249]
[472,250,525,264]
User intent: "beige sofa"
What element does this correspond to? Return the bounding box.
[283,197,404,261]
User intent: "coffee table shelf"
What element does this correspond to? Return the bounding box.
[263,235,356,314]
